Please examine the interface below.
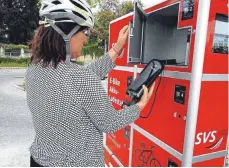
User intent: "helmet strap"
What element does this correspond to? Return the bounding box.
[47,20,81,65]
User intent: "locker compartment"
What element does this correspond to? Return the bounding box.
[128,2,191,66]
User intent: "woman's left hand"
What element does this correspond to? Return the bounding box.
[116,25,129,51]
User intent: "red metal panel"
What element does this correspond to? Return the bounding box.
[144,0,179,14]
[135,76,190,154]
[104,149,120,167]
[194,82,228,157]
[132,130,182,167]
[106,128,130,167]
[107,69,190,154]
[178,0,199,28]
[106,69,135,166]
[107,69,133,109]
[109,16,133,66]
[203,0,228,74]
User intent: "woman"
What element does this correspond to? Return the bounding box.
[26,0,154,167]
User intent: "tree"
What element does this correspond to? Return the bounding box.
[82,0,144,58]
[0,0,9,42]
[0,0,39,44]
[121,1,134,16]
[99,0,143,17]
[100,0,121,17]
[94,11,117,40]
[86,0,102,8]
[37,0,41,8]
[93,0,137,48]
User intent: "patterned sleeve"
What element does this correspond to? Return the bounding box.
[80,69,141,133]
[86,53,116,79]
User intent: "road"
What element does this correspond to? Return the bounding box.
[0,69,34,167]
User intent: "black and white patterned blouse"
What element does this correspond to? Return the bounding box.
[25,54,141,167]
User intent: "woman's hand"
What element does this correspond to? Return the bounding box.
[115,25,129,51]
[109,25,129,62]
[136,83,156,111]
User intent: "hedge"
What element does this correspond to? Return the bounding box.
[0,43,30,53]
[0,57,30,64]
[0,43,105,56]
[0,57,84,66]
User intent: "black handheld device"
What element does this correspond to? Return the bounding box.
[124,59,164,106]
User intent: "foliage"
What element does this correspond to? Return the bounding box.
[0,43,30,54]
[0,0,143,59]
[94,11,117,40]
[75,61,85,65]
[91,0,138,51]
[37,0,41,8]
[0,62,27,67]
[0,56,84,67]
[0,57,30,64]
[0,0,39,44]
[4,44,29,52]
[121,1,135,16]
[0,57,30,67]
[82,43,104,58]
[100,0,121,16]
[86,0,102,8]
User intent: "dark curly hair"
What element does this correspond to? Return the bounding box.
[29,22,86,68]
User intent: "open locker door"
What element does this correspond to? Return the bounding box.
[128,2,147,64]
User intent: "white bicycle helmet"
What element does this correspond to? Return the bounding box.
[39,0,94,64]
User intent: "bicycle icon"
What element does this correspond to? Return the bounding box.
[135,142,161,167]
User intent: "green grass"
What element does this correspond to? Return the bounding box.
[0,59,85,67]
[0,62,27,67]
[75,61,85,65]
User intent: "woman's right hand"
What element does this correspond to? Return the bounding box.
[116,25,129,50]
[136,83,156,111]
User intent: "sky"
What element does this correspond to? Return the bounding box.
[92,0,167,12]
[122,0,167,7]
[134,0,154,7]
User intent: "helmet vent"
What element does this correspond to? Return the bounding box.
[70,0,87,12]
[54,17,71,21]
[78,0,93,14]
[51,9,66,13]
[72,11,86,20]
[52,0,62,5]
[42,5,48,10]
[89,16,93,22]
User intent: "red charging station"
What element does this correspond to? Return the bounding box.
[104,0,228,167]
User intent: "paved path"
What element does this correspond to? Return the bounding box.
[0,69,34,167]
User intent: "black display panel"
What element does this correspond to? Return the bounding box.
[174,85,186,105]
[182,0,195,20]
[212,14,228,54]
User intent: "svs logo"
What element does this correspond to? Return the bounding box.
[195,131,224,150]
